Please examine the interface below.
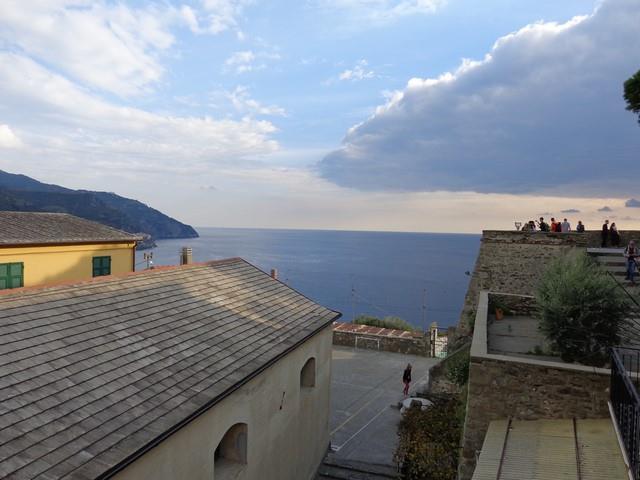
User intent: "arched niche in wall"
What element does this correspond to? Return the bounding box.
[300,357,316,388]
[214,422,248,478]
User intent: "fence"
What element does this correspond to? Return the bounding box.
[610,347,640,479]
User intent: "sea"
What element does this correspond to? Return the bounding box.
[135,228,480,330]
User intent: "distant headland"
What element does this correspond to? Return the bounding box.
[0,169,198,248]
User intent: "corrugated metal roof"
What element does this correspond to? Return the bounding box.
[0,211,142,245]
[473,418,628,480]
[0,258,340,479]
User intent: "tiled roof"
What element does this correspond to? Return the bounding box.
[472,418,628,480]
[0,212,142,245]
[332,322,422,338]
[0,258,340,479]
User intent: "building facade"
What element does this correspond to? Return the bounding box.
[0,258,340,480]
[0,211,140,289]
[114,326,333,480]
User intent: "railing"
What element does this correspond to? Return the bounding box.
[605,270,640,345]
[611,347,640,479]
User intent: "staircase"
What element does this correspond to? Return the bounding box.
[588,248,640,345]
[316,456,400,480]
[588,247,639,294]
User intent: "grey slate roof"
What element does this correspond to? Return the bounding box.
[0,212,142,246]
[0,258,340,479]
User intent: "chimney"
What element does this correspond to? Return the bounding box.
[180,247,193,265]
[270,268,278,280]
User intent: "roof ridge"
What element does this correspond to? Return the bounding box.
[0,257,246,299]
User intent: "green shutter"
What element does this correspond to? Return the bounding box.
[92,256,112,277]
[0,262,24,289]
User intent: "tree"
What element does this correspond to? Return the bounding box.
[536,251,629,367]
[624,69,640,124]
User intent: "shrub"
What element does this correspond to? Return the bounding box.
[536,251,629,366]
[353,315,416,331]
[445,352,470,386]
[395,396,462,480]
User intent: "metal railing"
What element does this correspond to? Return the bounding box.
[611,347,640,479]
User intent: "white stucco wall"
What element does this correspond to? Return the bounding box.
[112,325,333,480]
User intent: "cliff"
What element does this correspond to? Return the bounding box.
[0,170,198,243]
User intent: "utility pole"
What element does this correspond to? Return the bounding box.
[351,282,356,322]
[422,287,427,331]
[143,252,154,270]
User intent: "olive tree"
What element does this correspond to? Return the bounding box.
[624,69,640,124]
[536,251,629,366]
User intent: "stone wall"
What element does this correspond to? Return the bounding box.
[459,356,610,480]
[455,230,640,338]
[332,322,430,356]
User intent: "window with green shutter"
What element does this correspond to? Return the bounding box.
[92,256,111,277]
[0,262,24,290]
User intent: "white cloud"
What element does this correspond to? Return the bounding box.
[0,1,180,96]
[0,125,22,149]
[227,86,287,117]
[223,49,281,74]
[339,60,376,81]
[224,50,258,73]
[198,0,252,34]
[0,52,279,176]
[319,0,640,197]
[316,0,446,24]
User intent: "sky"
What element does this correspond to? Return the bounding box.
[0,0,639,233]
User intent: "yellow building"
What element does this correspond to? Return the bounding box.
[0,211,141,289]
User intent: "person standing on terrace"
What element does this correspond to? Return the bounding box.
[561,218,571,232]
[625,240,638,284]
[602,219,609,247]
[538,217,550,232]
[576,221,585,233]
[611,222,621,247]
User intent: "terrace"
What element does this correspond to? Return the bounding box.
[462,290,638,479]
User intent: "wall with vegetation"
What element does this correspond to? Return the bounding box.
[458,290,612,479]
[332,323,431,356]
[455,230,640,337]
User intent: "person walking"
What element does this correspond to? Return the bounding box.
[402,363,412,396]
[561,218,571,233]
[611,222,621,247]
[576,221,585,233]
[625,240,638,284]
[602,220,609,247]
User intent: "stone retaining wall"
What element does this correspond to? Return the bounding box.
[459,356,610,479]
[455,230,640,338]
[332,322,430,356]
[458,290,612,479]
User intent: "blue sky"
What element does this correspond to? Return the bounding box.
[0,0,639,232]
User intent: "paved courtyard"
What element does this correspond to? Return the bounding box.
[329,346,439,465]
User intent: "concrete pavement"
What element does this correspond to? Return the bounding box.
[329,346,439,466]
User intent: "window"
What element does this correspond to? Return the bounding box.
[92,256,111,277]
[214,423,248,477]
[0,263,23,290]
[300,357,316,388]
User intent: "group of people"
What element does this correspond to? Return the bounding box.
[601,219,622,247]
[518,217,638,284]
[520,217,585,233]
